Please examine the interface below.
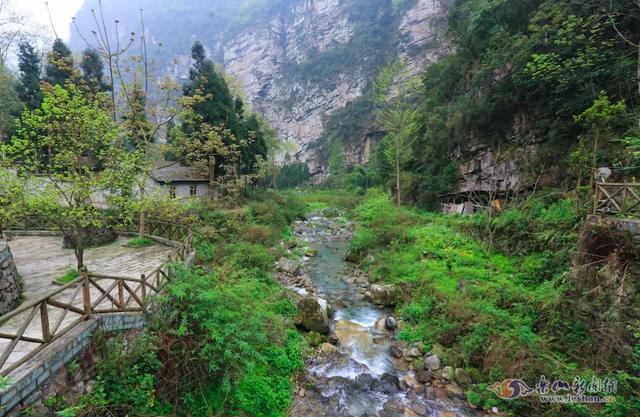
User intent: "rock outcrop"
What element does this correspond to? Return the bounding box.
[214,0,453,174]
[0,241,22,314]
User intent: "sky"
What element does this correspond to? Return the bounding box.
[13,0,85,42]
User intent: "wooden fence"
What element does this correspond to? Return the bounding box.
[0,222,194,377]
[593,182,640,217]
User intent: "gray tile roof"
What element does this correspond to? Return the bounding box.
[149,162,209,183]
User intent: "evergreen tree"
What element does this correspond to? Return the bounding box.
[80,48,110,92]
[45,38,74,87]
[180,41,267,178]
[0,66,23,142]
[16,41,42,111]
[122,85,152,150]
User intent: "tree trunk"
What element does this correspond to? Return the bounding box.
[75,246,84,270]
[139,182,146,239]
[396,156,401,207]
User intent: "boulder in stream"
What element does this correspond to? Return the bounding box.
[385,316,398,330]
[366,284,400,306]
[296,294,330,334]
[278,257,301,275]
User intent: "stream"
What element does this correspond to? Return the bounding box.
[285,212,479,417]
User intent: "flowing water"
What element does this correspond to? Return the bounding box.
[290,213,475,417]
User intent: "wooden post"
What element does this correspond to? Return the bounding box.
[140,274,147,312]
[40,302,51,342]
[117,279,124,309]
[81,267,91,319]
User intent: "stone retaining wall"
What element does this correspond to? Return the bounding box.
[0,242,21,315]
[0,314,147,416]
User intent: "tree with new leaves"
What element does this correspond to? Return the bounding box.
[44,38,74,87]
[16,41,42,111]
[4,84,136,269]
[0,166,24,239]
[571,91,627,187]
[373,60,419,207]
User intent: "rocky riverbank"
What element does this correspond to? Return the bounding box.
[273,210,498,417]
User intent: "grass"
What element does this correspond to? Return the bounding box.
[56,268,80,285]
[125,237,154,248]
[345,189,640,415]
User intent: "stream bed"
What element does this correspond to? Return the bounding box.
[282,212,482,417]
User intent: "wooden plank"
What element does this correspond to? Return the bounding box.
[0,306,39,369]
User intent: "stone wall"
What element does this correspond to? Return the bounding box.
[0,241,21,315]
[0,314,146,416]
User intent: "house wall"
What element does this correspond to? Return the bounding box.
[148,179,209,200]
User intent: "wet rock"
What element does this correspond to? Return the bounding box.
[374,317,387,332]
[407,402,427,416]
[320,342,338,354]
[441,366,454,381]
[366,284,400,306]
[389,345,404,359]
[405,347,422,359]
[303,247,318,257]
[380,398,406,417]
[400,374,421,391]
[385,316,398,330]
[437,412,459,417]
[425,354,441,371]
[372,373,401,394]
[445,383,465,399]
[327,334,339,345]
[373,334,388,344]
[278,257,301,275]
[296,295,329,334]
[416,369,434,383]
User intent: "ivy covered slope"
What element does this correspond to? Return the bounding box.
[59,193,308,417]
[347,191,640,417]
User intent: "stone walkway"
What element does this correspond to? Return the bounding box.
[9,236,174,301]
[0,236,175,376]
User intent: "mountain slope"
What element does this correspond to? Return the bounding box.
[71,0,452,177]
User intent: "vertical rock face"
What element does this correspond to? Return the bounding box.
[215,0,453,172]
[0,241,22,314]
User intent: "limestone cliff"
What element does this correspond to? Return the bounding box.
[213,0,453,175]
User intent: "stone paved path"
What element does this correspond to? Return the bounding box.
[0,236,175,375]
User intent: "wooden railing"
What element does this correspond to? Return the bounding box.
[0,224,194,377]
[593,182,640,217]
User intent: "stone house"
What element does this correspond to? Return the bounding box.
[148,162,210,200]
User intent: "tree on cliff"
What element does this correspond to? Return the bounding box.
[4,84,136,269]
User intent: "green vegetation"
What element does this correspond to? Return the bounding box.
[61,192,307,417]
[125,237,154,248]
[347,190,640,416]
[56,269,80,285]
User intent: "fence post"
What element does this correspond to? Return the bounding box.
[40,302,51,342]
[81,266,92,319]
[140,274,147,312]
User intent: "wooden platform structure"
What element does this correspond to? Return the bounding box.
[0,220,194,377]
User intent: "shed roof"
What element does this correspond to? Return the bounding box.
[149,162,208,183]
